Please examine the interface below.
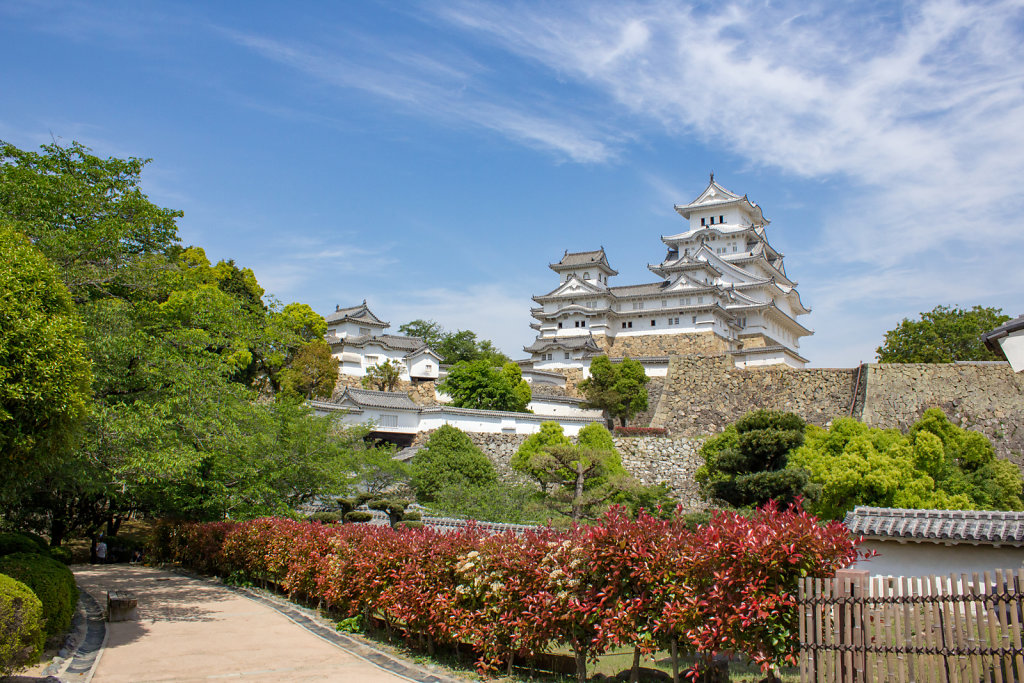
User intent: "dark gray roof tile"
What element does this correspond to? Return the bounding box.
[844,507,1024,546]
[339,388,419,410]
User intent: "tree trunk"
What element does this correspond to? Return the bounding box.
[572,639,587,683]
[630,645,641,682]
[671,638,679,683]
[572,461,585,523]
[49,517,67,548]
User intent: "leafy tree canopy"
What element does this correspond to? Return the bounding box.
[410,425,498,502]
[279,340,338,399]
[877,305,1010,363]
[0,222,92,500]
[361,359,402,392]
[695,410,816,509]
[578,356,650,427]
[788,409,1024,520]
[439,360,531,412]
[398,319,509,365]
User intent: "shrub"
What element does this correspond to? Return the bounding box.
[402,511,422,522]
[411,425,497,502]
[344,511,373,523]
[0,533,47,558]
[395,520,425,529]
[16,532,49,552]
[308,512,342,524]
[0,573,45,675]
[48,547,72,565]
[0,553,78,638]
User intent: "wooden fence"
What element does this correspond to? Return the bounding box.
[799,569,1024,682]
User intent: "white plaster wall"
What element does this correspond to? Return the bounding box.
[852,540,1024,578]
[528,398,603,418]
[407,354,439,379]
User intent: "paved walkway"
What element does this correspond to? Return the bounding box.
[72,565,452,683]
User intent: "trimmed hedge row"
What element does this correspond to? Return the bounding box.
[153,503,862,678]
[0,553,78,638]
[0,532,47,558]
[0,572,45,676]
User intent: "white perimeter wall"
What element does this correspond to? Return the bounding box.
[852,540,1024,578]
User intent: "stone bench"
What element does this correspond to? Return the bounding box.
[107,590,138,622]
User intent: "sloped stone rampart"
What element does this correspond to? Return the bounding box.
[598,331,731,357]
[860,362,1024,469]
[650,355,1024,467]
[651,355,858,436]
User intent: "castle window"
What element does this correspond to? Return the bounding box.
[359,327,370,336]
[584,272,591,280]
[558,322,562,329]
[719,215,724,223]
[661,299,667,307]
[697,296,704,303]
[564,352,571,360]
[381,414,399,428]
[692,316,697,324]
[622,322,627,329]
[651,320,656,327]
[709,216,715,225]
[628,321,633,328]
[733,245,737,252]
[425,364,433,373]
[365,355,379,366]
[701,217,706,226]
[581,319,586,327]
[674,317,680,324]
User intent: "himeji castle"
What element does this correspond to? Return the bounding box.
[525,176,812,372]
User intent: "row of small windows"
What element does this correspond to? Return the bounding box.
[617,296,706,311]
[700,215,726,226]
[620,316,698,329]
[540,352,572,361]
[556,320,588,328]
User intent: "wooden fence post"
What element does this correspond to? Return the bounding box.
[836,569,870,683]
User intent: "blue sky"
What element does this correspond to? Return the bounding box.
[2,0,1022,367]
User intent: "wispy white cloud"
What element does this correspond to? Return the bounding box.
[431,0,1024,363]
[218,27,615,163]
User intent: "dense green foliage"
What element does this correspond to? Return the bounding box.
[398,319,509,365]
[696,410,816,509]
[0,572,45,675]
[0,139,375,541]
[876,305,1010,363]
[789,409,1024,519]
[0,533,47,558]
[410,425,498,502]
[511,421,573,489]
[0,222,92,502]
[578,355,649,427]
[360,358,402,392]
[511,422,632,522]
[0,553,77,638]
[438,360,531,412]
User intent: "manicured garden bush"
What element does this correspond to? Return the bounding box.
[307,512,342,524]
[155,501,862,681]
[0,532,47,558]
[48,546,73,565]
[344,511,373,523]
[0,572,45,675]
[0,553,78,638]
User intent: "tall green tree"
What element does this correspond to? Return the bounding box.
[439,360,531,412]
[397,319,510,365]
[0,222,92,502]
[877,305,1010,363]
[279,340,338,399]
[578,356,650,427]
[410,425,497,502]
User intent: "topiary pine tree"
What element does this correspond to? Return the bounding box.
[696,410,817,509]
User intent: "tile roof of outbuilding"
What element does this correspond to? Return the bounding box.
[844,507,1024,546]
[339,388,419,410]
[324,301,389,326]
[523,335,603,353]
[335,334,426,353]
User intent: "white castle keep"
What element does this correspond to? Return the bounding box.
[524,176,812,372]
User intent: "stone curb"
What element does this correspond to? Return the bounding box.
[55,590,107,682]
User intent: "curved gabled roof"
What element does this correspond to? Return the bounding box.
[524,335,603,354]
[673,178,768,225]
[325,300,389,327]
[549,248,618,275]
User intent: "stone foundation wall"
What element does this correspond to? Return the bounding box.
[649,355,1024,466]
[651,355,858,436]
[599,331,732,357]
[860,363,1024,469]
[332,373,440,405]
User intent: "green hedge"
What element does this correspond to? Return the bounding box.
[0,553,78,638]
[49,546,73,565]
[0,533,47,558]
[0,572,45,675]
